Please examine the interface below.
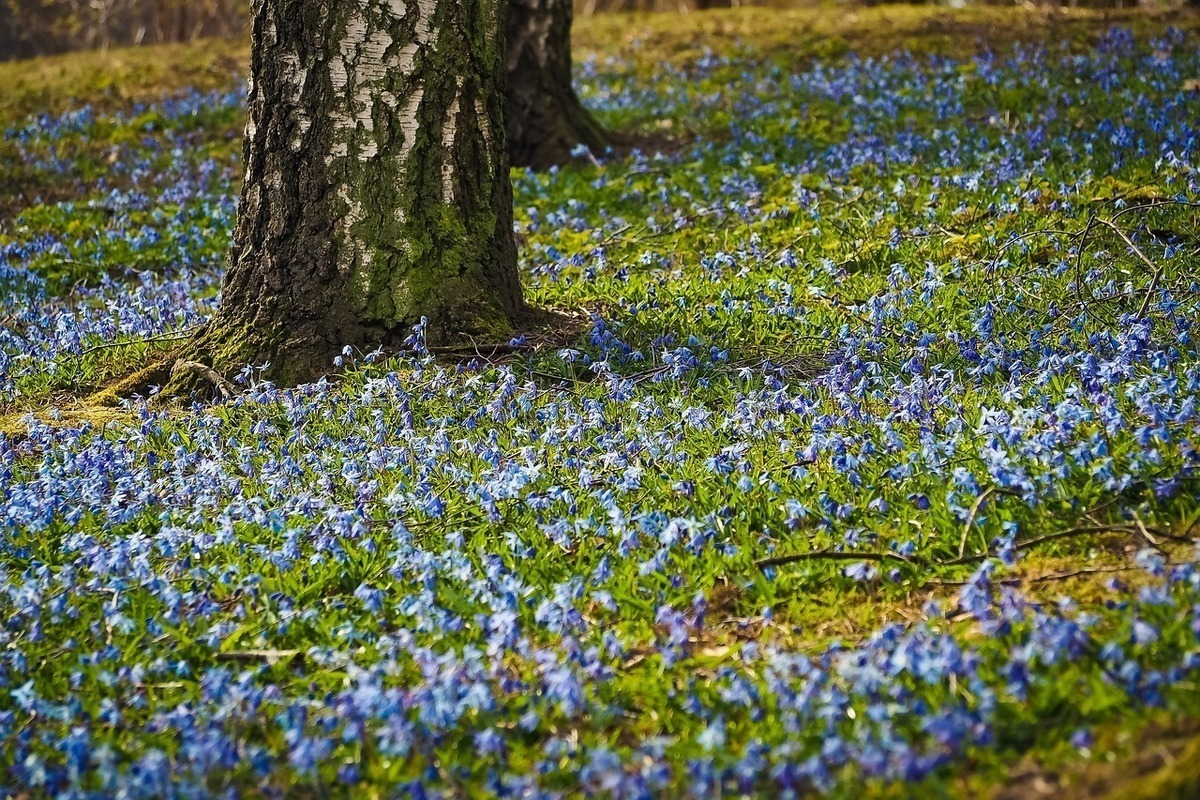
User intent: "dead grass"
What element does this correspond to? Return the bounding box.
[0,39,246,128]
[0,405,135,441]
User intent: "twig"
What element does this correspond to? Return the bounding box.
[77,327,199,357]
[1131,511,1166,553]
[1027,565,1144,584]
[427,342,526,357]
[597,223,634,247]
[754,549,914,570]
[1012,523,1139,550]
[1108,197,1200,224]
[957,486,1020,560]
[630,364,671,385]
[1091,217,1163,319]
[938,523,1139,566]
[763,515,1192,573]
[925,564,1146,588]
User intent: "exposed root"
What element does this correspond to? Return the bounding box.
[85,352,237,409]
[171,359,237,400]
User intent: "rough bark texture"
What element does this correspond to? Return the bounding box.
[187,0,522,386]
[506,0,607,170]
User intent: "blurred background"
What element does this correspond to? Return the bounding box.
[0,0,1194,61]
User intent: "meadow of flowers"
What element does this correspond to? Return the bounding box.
[1,19,1199,798]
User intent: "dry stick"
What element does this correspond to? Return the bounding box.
[1014,522,1142,550]
[1027,565,1145,584]
[1108,197,1200,225]
[1080,471,1200,520]
[631,365,671,385]
[427,342,526,357]
[956,486,1021,561]
[939,523,1142,567]
[77,327,199,357]
[1091,217,1163,319]
[758,518,1185,573]
[597,223,635,247]
[753,549,914,570]
[986,226,1075,275]
[1131,511,1166,553]
[215,649,302,663]
[926,564,1151,588]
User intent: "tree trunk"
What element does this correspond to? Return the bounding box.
[506,0,607,169]
[184,0,523,386]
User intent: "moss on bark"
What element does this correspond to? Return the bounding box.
[173,0,522,391]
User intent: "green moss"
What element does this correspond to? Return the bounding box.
[1107,735,1200,800]
[0,38,248,128]
[0,406,134,439]
[85,358,178,407]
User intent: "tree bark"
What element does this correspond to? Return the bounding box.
[506,0,608,170]
[184,0,523,386]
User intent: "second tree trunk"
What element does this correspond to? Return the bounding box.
[506,0,608,170]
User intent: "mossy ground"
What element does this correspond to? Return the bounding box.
[3,5,1198,129]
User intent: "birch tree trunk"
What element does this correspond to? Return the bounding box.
[506,0,607,169]
[183,0,523,386]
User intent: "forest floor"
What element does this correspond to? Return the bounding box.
[2,5,1200,798]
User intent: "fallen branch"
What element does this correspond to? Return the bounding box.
[939,521,1159,566]
[1027,565,1143,584]
[1014,522,1139,551]
[928,562,1193,589]
[761,515,1192,574]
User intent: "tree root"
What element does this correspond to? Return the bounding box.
[83,352,237,408]
[170,359,237,400]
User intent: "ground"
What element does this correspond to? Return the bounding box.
[1,5,1199,798]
